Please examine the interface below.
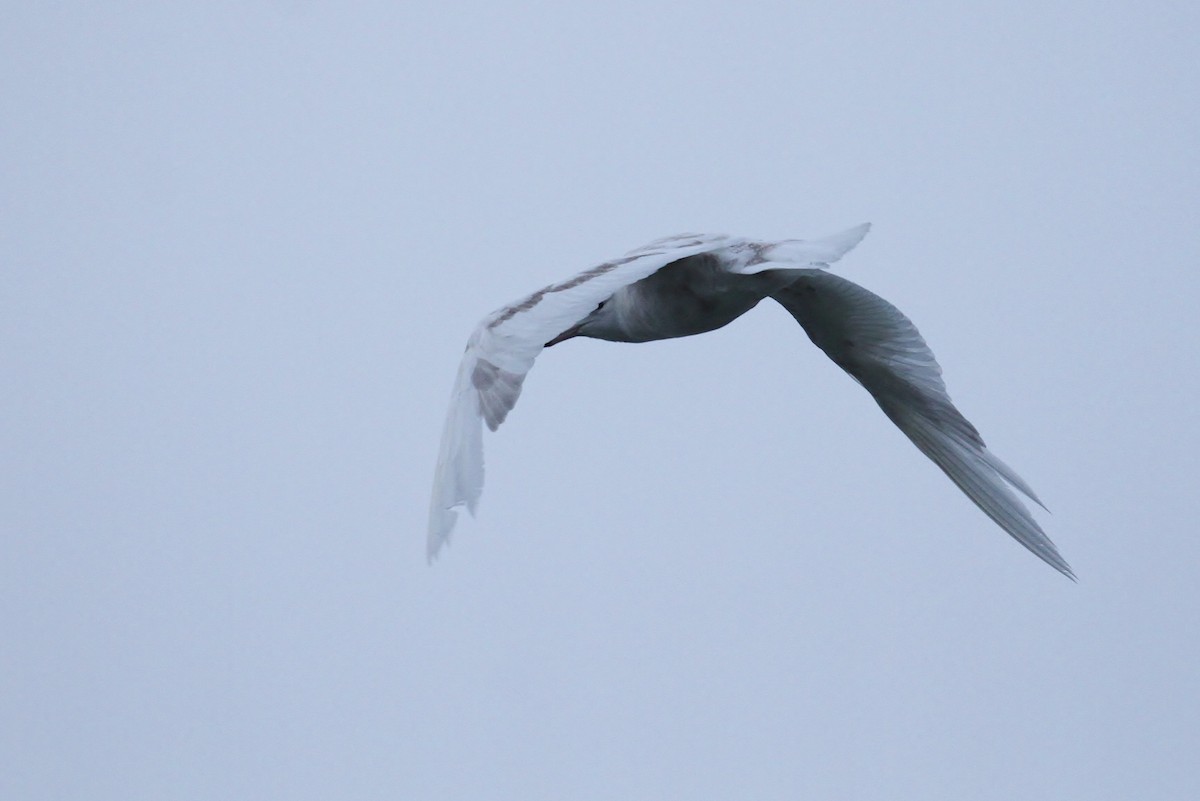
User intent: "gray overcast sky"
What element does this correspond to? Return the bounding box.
[3,2,1198,799]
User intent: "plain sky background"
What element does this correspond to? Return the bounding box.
[3,2,1198,799]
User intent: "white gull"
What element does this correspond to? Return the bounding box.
[427,224,1073,578]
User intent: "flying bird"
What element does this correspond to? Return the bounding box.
[428,224,1073,578]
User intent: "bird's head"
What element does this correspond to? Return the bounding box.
[545,298,617,346]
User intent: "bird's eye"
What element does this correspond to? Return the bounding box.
[595,300,608,312]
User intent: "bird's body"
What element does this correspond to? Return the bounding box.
[428,224,1073,578]
[585,254,789,342]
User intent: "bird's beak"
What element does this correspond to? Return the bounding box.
[545,324,581,348]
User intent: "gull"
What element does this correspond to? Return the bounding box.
[427,224,1073,578]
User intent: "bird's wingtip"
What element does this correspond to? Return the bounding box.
[1048,551,1077,581]
[426,508,457,564]
[811,221,873,264]
[843,221,872,246]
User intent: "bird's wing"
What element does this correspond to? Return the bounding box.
[771,272,1073,578]
[740,222,872,274]
[428,233,736,559]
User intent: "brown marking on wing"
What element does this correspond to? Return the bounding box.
[471,358,527,431]
[485,237,712,330]
[486,255,640,330]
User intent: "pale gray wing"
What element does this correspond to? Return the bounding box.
[428,234,736,560]
[772,272,1073,578]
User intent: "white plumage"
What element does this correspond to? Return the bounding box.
[427,224,1073,578]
